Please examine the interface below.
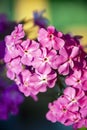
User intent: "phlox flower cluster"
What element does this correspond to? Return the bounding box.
[4,24,58,97]
[4,24,87,129]
[0,12,48,120]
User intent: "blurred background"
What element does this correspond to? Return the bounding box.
[0,0,87,130]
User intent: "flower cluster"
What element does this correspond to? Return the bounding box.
[0,12,48,120]
[4,22,87,129]
[4,24,58,97]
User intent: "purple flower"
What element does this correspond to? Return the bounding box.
[0,78,24,120]
[33,10,48,28]
[3,84,24,115]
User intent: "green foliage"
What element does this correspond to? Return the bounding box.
[49,0,87,30]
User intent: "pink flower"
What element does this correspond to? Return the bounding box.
[57,46,79,75]
[4,24,25,62]
[16,66,57,96]
[33,47,58,70]
[30,65,57,95]
[64,87,84,107]
[18,39,40,65]
[5,24,25,46]
[46,87,85,126]
[38,26,65,50]
[46,95,80,125]
[65,69,87,90]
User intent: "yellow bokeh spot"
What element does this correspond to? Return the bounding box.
[14,0,50,39]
